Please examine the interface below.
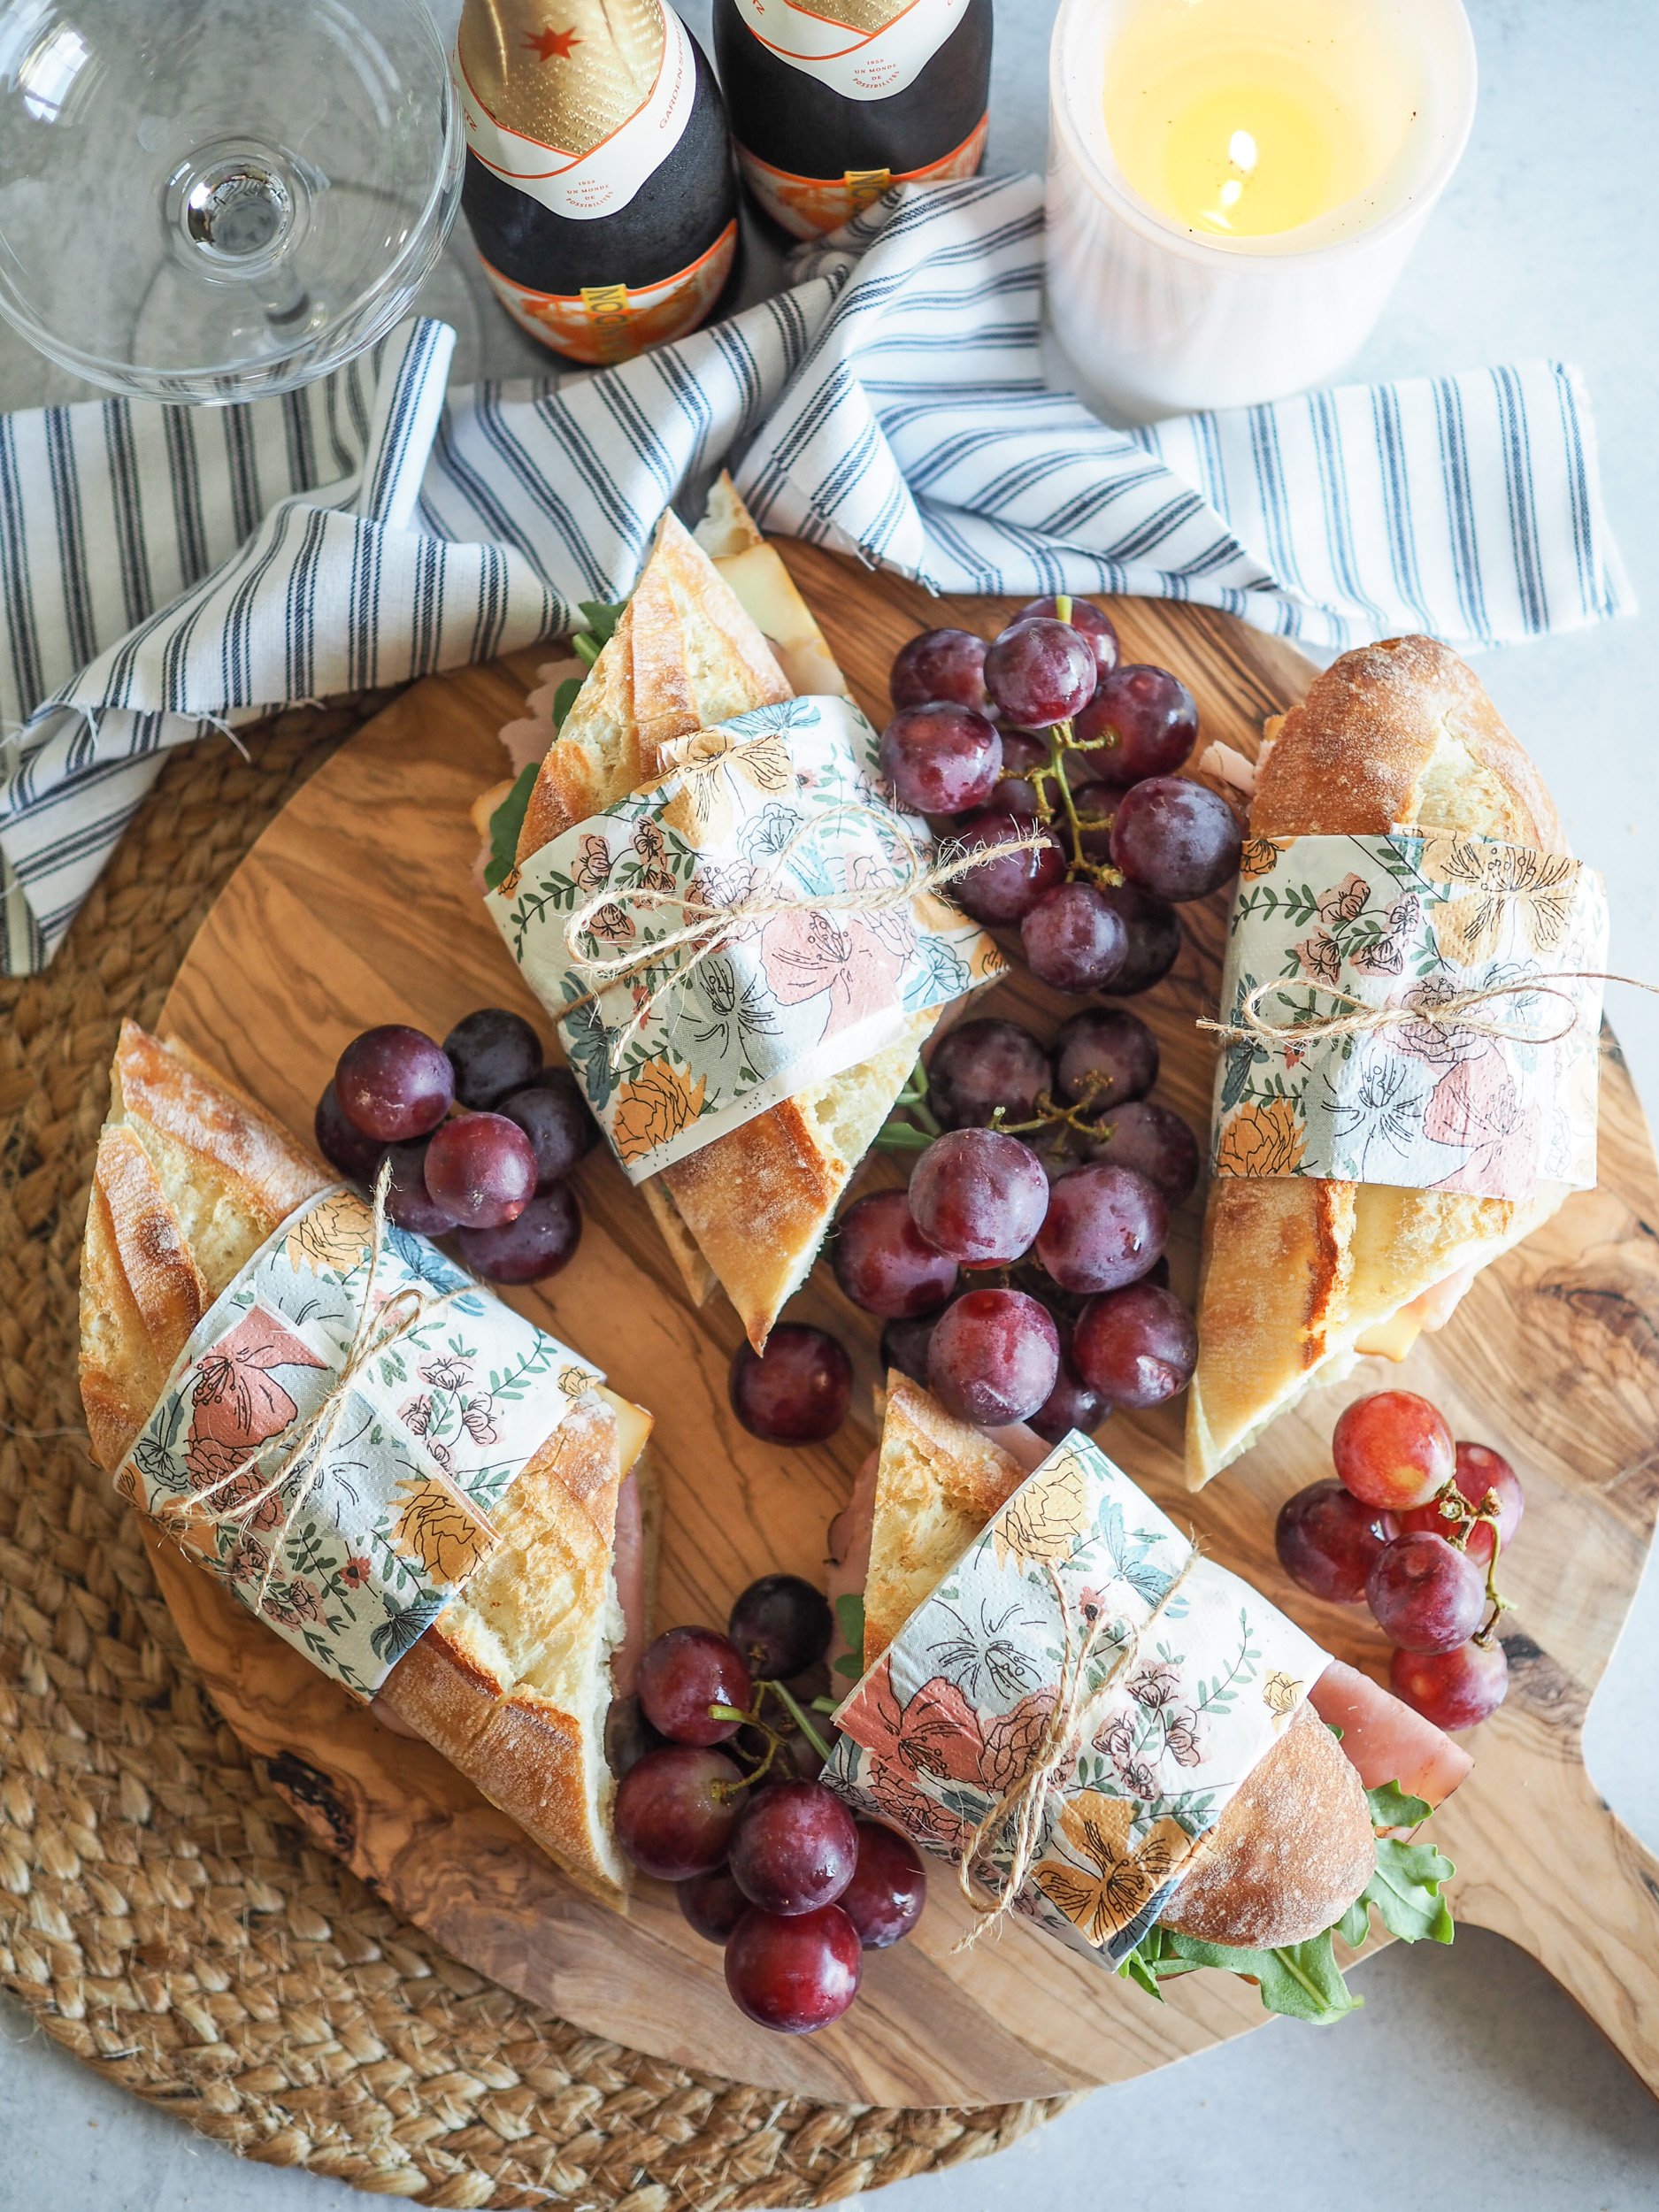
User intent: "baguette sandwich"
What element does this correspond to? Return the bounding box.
[826,1374,1471,1960]
[479,485,935,1351]
[80,1022,653,1907]
[1187,636,1573,1487]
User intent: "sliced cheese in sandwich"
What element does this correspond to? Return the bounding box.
[79,1022,653,1908]
[1186,635,1573,1489]
[506,496,937,1351]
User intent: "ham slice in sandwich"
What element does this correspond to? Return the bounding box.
[1187,636,1576,1487]
[79,1023,654,1908]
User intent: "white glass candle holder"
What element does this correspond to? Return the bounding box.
[1046,0,1478,420]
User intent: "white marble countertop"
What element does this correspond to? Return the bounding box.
[4,1,1658,2205]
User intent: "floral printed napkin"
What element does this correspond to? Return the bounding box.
[1214,832,1607,1202]
[118,1187,602,1698]
[486,695,1003,1183]
[825,1432,1329,1966]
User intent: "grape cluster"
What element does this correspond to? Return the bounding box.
[833,1013,1202,1438]
[880,597,1243,996]
[314,1008,596,1284]
[1275,1389,1523,1732]
[611,1576,925,2034]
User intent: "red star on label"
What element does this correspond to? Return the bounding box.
[523,25,580,61]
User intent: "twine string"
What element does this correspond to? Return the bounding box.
[1196,968,1651,1053]
[952,1551,1196,1952]
[155,1164,463,1618]
[557,768,1043,1065]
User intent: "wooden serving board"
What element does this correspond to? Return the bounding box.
[150,543,1659,2106]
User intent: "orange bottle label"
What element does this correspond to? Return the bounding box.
[475,219,739,365]
[734,111,988,239]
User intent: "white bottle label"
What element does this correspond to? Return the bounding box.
[455,5,697,221]
[730,0,970,102]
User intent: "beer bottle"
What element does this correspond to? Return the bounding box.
[712,0,993,241]
[453,0,739,366]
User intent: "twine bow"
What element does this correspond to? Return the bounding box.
[563,785,1042,1067]
[155,1164,462,1620]
[953,1551,1196,1951]
[1196,972,1617,1053]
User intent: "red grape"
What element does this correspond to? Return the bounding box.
[1110,777,1242,902]
[457,1182,580,1283]
[730,1780,858,1916]
[443,1006,542,1109]
[993,727,1051,816]
[382,1139,459,1235]
[1014,594,1119,675]
[728,1575,833,1680]
[604,1694,664,1778]
[1036,1164,1167,1294]
[1388,1638,1509,1730]
[1274,1480,1389,1603]
[423,1111,536,1229]
[1071,1280,1196,1408]
[838,1821,926,1947]
[832,1189,959,1317]
[1333,1391,1454,1511]
[679,1865,749,1944]
[983,618,1098,728]
[725,1903,862,2033]
[880,1306,947,1386]
[1052,1007,1159,1110]
[927,1287,1060,1426]
[1396,1440,1525,1566]
[1071,665,1198,787]
[614,1745,741,1879]
[730,1326,852,1445]
[948,809,1065,924]
[890,627,988,712]
[1095,883,1181,995]
[1085,1101,1201,1207]
[1020,881,1129,992]
[335,1025,453,1142]
[498,1067,595,1187]
[1366,1532,1486,1653]
[926,1018,1053,1130]
[880,702,1003,816]
[637,1625,753,1746]
[1027,1349,1107,1443]
[315,1079,387,1181]
[909,1128,1048,1268]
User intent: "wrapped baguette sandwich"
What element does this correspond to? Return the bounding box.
[824,1376,1469,2004]
[1187,636,1593,1487]
[80,1023,652,1906]
[479,484,941,1350]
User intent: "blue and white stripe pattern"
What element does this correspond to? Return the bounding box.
[0,173,1630,975]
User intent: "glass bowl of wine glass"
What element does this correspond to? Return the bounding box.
[0,0,463,402]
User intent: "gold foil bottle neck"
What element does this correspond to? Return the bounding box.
[457,0,667,157]
[791,0,916,30]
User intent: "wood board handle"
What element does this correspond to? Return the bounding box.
[1448,1714,1659,2095]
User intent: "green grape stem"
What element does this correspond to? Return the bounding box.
[1428,1481,1515,1646]
[993,717,1127,891]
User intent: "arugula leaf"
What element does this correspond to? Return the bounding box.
[484,763,539,890]
[1117,1940,1166,2001]
[1363,1837,1455,1945]
[551,674,583,728]
[1364,1778,1434,1831]
[833,1592,865,1681]
[578,597,626,645]
[1162,1930,1363,2025]
[1336,1897,1371,1950]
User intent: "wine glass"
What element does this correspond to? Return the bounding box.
[0,0,464,403]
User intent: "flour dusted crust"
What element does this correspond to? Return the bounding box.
[861,1381,1373,1948]
[1186,637,1576,1488]
[505,499,944,1350]
[78,1023,650,1906]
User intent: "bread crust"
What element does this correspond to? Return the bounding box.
[1187,636,1574,1486]
[79,1023,648,1904]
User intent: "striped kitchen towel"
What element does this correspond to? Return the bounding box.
[0,171,1631,975]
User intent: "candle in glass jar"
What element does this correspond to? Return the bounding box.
[1046,0,1477,419]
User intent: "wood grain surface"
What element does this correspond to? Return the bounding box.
[151,541,1659,2104]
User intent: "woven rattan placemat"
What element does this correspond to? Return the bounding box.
[0,701,1075,2207]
